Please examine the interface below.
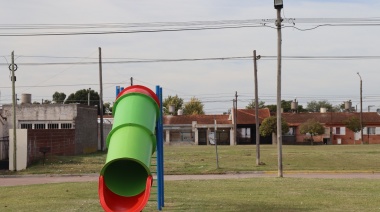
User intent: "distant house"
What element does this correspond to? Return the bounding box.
[235,109,272,145]
[163,108,271,145]
[282,111,380,144]
[164,114,233,145]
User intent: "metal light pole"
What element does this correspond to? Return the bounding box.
[275,0,284,177]
[357,72,363,144]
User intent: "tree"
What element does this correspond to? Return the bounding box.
[264,100,306,113]
[306,100,333,112]
[344,116,362,133]
[299,119,325,143]
[103,102,113,115]
[52,91,66,104]
[163,95,184,115]
[64,89,99,106]
[183,97,204,115]
[42,99,51,104]
[245,99,266,109]
[259,116,289,137]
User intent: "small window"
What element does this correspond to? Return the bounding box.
[368,127,376,135]
[61,123,73,129]
[21,123,32,129]
[284,127,296,136]
[34,124,46,129]
[48,123,59,129]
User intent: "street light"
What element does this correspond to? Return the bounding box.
[357,72,363,144]
[275,0,283,177]
[274,0,284,9]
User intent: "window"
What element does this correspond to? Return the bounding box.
[61,123,73,129]
[367,127,376,135]
[284,127,296,136]
[334,127,346,135]
[21,123,32,129]
[47,123,59,129]
[34,124,46,129]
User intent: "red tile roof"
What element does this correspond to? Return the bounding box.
[164,114,231,125]
[236,108,271,124]
[282,112,380,126]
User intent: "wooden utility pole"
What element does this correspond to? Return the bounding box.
[214,119,219,169]
[11,51,17,171]
[253,50,261,166]
[99,47,104,151]
[276,6,283,177]
[235,91,238,145]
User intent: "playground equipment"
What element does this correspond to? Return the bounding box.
[98,85,164,211]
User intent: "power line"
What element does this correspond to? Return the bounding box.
[1,55,380,67]
[0,17,379,36]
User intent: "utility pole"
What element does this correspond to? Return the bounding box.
[214,119,219,169]
[11,51,17,171]
[130,77,133,86]
[357,72,363,145]
[235,91,238,145]
[99,47,104,151]
[253,50,261,166]
[88,88,91,106]
[275,0,284,177]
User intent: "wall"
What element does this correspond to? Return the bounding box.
[75,105,98,154]
[27,129,76,165]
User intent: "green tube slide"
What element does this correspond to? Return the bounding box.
[100,85,159,197]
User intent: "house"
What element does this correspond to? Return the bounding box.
[0,94,98,170]
[164,114,233,145]
[235,109,272,145]
[282,110,380,145]
[163,108,272,145]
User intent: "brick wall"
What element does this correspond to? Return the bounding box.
[27,129,75,165]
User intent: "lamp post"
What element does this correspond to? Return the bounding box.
[357,72,363,144]
[274,0,283,177]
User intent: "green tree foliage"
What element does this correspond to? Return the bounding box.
[42,99,51,104]
[65,89,99,106]
[183,97,204,115]
[265,100,306,113]
[306,100,333,112]
[103,102,113,114]
[259,116,289,137]
[245,99,266,109]
[163,95,184,115]
[344,116,362,133]
[299,119,325,141]
[52,91,66,104]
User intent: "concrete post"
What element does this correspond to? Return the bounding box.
[230,128,234,146]
[165,130,170,144]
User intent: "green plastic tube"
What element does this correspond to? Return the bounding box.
[100,86,159,197]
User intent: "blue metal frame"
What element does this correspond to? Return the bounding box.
[155,85,164,210]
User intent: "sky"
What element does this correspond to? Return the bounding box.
[1,0,380,114]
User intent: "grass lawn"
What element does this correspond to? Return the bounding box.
[1,178,380,211]
[2,144,378,175]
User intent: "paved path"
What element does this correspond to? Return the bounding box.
[1,172,379,187]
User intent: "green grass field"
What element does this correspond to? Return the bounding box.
[1,144,379,175]
[1,178,380,211]
[1,145,379,211]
